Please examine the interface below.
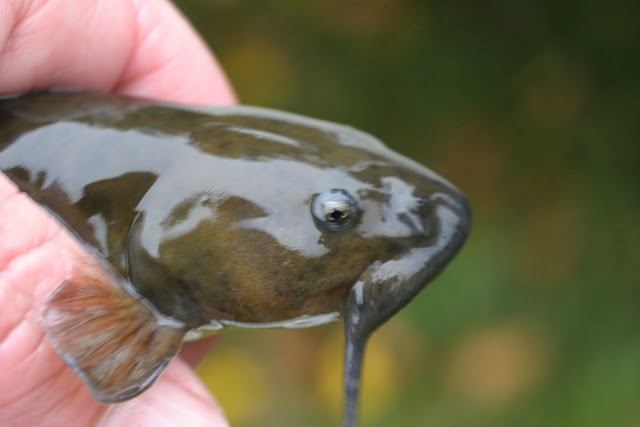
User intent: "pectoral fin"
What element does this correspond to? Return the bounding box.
[41,256,186,403]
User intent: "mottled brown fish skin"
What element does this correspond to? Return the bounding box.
[0,91,470,427]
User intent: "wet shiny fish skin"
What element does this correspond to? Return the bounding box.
[0,91,470,427]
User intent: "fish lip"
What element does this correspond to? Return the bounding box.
[346,187,472,327]
[412,188,471,258]
[442,189,472,249]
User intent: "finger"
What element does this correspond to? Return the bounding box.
[180,336,220,368]
[0,0,236,105]
[98,358,228,427]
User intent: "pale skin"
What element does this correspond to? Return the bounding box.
[0,0,236,426]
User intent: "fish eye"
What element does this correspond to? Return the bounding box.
[312,189,359,231]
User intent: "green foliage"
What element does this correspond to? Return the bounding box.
[177,1,640,425]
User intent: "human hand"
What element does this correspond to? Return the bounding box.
[0,1,235,426]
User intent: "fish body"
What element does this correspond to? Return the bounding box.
[0,92,470,426]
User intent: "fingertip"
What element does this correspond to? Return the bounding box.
[0,0,236,105]
[180,335,219,368]
[115,0,237,106]
[97,359,228,427]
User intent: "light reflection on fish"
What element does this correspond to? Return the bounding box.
[0,92,470,427]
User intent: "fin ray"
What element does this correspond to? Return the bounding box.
[41,265,186,403]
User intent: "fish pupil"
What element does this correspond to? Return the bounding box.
[329,210,345,221]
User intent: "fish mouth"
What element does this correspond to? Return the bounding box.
[340,188,471,427]
[349,189,470,327]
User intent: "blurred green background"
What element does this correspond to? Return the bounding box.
[173,1,639,425]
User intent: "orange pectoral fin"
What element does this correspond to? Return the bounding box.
[41,258,186,403]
